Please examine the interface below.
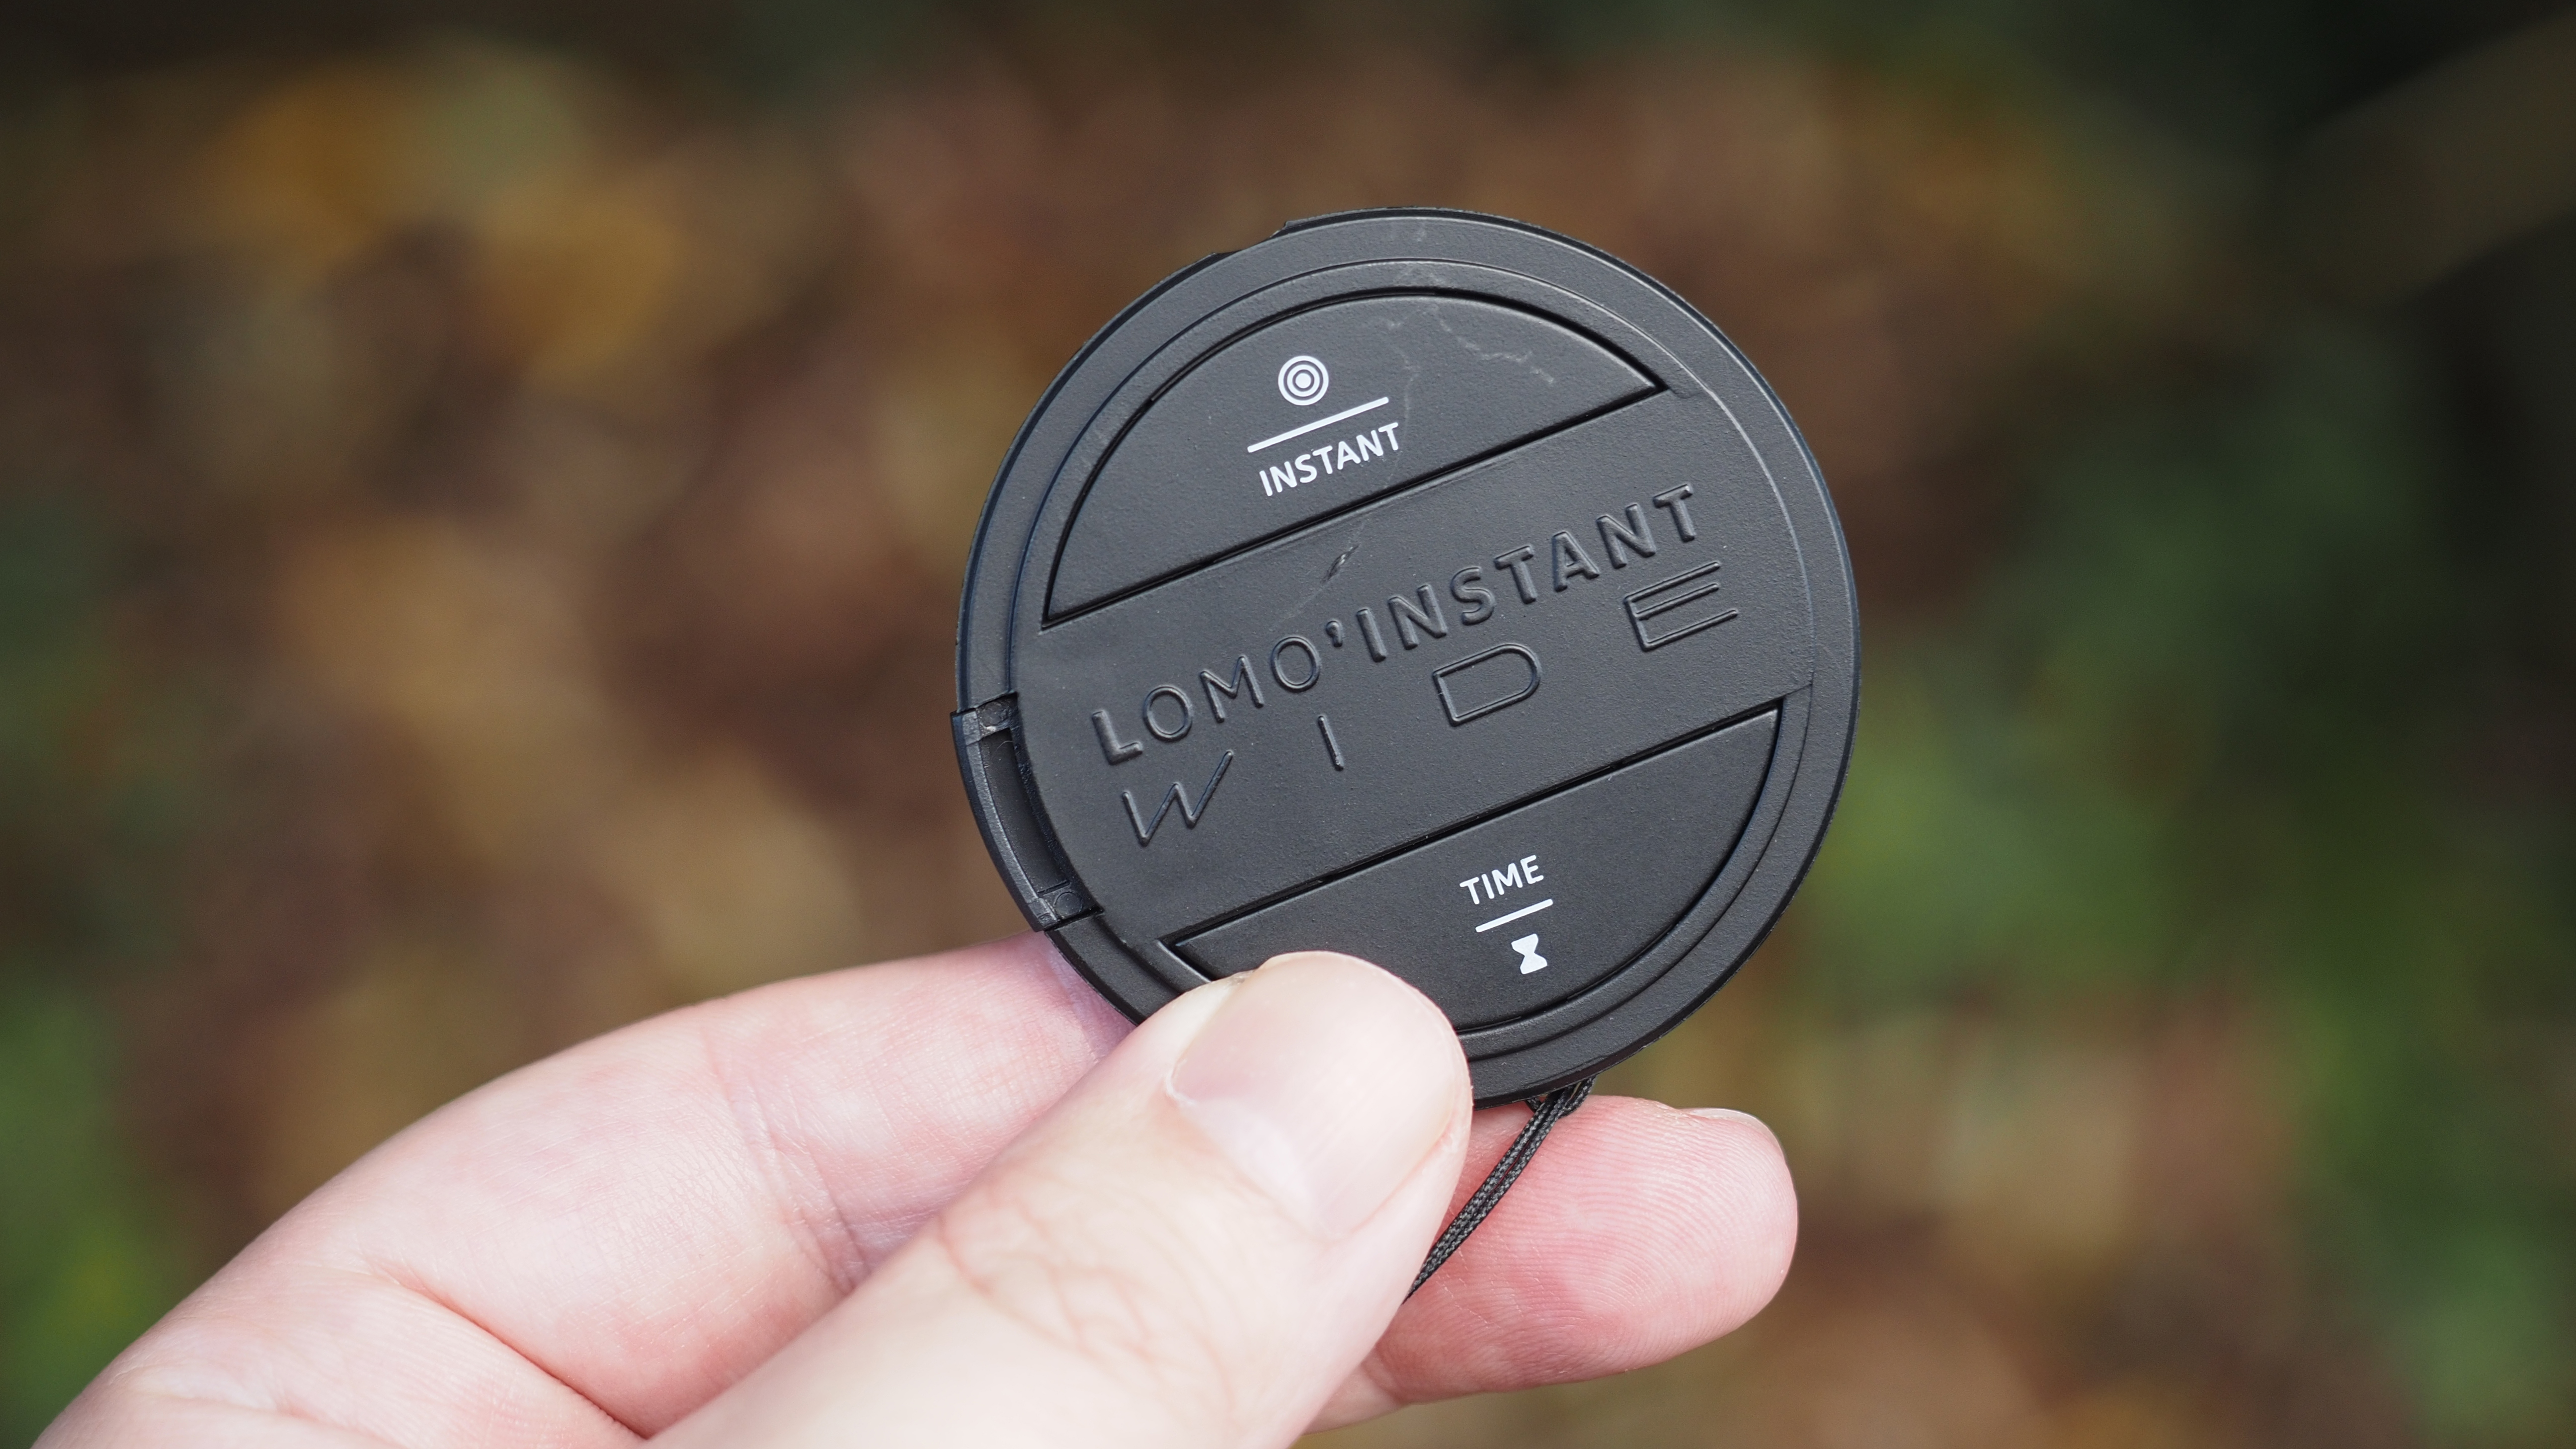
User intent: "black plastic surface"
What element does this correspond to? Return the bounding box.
[1049,294,1654,618]
[955,209,1858,1104]
[1175,710,1778,1030]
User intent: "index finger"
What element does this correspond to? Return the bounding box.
[54,935,1791,1445]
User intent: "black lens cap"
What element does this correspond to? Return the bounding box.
[955,209,1857,1105]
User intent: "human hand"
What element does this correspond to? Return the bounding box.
[42,937,1794,1448]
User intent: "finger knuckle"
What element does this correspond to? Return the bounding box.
[928,1165,1255,1418]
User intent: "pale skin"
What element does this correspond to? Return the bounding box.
[42,937,1797,1449]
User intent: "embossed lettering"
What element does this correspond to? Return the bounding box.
[1199,655,1266,722]
[1434,644,1542,725]
[1623,560,1736,650]
[1597,503,1658,567]
[1450,565,1496,625]
[1652,484,1698,542]
[1386,585,1449,649]
[1270,635,1321,691]
[1124,489,1703,730]
[1550,531,1603,590]
[1122,750,1233,845]
[1143,685,1194,741]
[1091,709,1143,765]
[1355,606,1390,662]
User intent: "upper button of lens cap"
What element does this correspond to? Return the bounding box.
[955,210,1858,1105]
[1047,295,1655,618]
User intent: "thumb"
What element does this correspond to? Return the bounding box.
[655,950,1474,1449]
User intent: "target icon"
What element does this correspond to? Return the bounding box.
[1276,355,1330,406]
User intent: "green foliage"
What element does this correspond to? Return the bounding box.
[1806,330,2576,1443]
[0,990,187,1441]
[0,503,197,1443]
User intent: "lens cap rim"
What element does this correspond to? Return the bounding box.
[956,208,1857,1104]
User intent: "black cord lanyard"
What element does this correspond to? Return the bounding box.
[1409,1076,1595,1297]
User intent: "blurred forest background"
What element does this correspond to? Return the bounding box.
[2,0,2573,1445]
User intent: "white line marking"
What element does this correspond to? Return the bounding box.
[1245,397,1389,454]
[1474,898,1554,933]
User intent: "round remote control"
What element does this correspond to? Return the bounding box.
[954,209,1857,1105]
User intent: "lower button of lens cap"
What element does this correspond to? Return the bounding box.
[1175,709,1778,1031]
